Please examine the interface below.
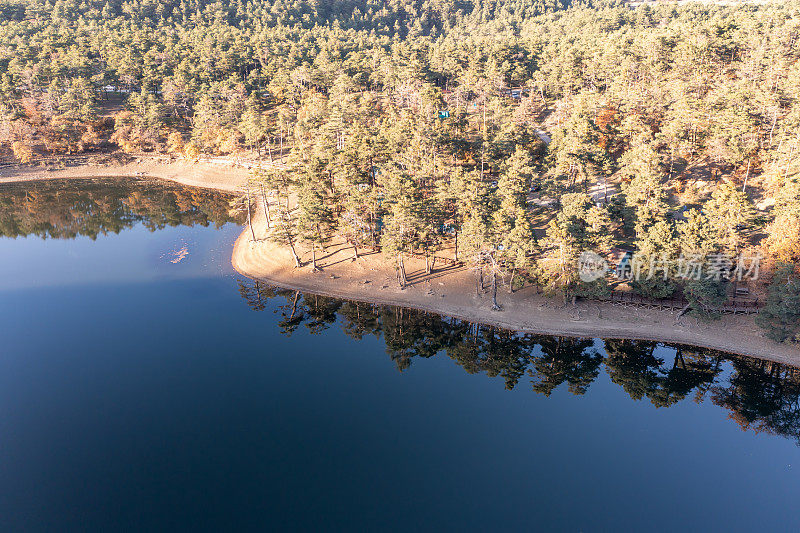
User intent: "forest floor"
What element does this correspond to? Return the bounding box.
[2,155,799,366]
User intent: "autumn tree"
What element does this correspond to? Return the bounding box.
[11,140,33,163]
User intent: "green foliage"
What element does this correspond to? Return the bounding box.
[540,192,614,302]
[683,276,729,321]
[575,277,610,300]
[619,143,668,236]
[630,220,679,299]
[775,179,800,219]
[756,264,800,344]
[678,209,718,259]
[549,104,612,188]
[5,0,800,334]
[703,182,756,255]
[295,159,336,254]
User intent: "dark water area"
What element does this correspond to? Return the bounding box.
[0,179,798,531]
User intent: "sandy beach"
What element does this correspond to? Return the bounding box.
[231,207,800,366]
[2,157,799,366]
[0,155,251,193]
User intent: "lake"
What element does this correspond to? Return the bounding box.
[1,178,798,531]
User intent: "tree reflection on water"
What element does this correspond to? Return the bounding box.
[0,177,243,239]
[238,279,800,446]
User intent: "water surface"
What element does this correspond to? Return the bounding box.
[0,179,798,531]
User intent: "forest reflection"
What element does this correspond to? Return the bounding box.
[0,178,243,239]
[239,278,800,446]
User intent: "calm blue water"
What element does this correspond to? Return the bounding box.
[0,179,798,531]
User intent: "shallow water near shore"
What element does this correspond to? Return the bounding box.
[1,178,799,531]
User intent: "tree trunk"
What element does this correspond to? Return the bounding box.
[491,270,500,310]
[353,243,359,260]
[254,280,263,307]
[454,231,458,262]
[260,184,270,229]
[246,185,256,242]
[668,146,675,180]
[311,243,318,271]
[743,158,751,193]
[288,240,301,267]
[289,291,299,319]
[676,350,686,370]
[509,269,516,293]
[397,254,406,288]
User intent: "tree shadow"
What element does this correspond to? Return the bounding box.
[404,263,466,286]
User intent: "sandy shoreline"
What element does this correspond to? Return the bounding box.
[0,155,251,193]
[231,198,800,367]
[232,218,800,366]
[3,157,799,366]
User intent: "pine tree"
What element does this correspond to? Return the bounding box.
[501,208,538,292]
[269,204,302,268]
[683,276,729,321]
[620,143,669,237]
[677,209,729,318]
[631,219,680,299]
[704,181,756,255]
[678,209,718,258]
[755,264,800,344]
[539,193,613,304]
[295,161,335,271]
[380,168,421,287]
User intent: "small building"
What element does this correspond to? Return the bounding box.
[609,248,635,280]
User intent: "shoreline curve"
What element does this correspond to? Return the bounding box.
[2,158,799,367]
[0,155,251,193]
[230,198,800,368]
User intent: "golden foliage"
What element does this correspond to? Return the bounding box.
[11,140,33,164]
[218,129,241,154]
[44,118,93,154]
[763,214,800,266]
[595,106,619,151]
[166,130,185,154]
[110,111,144,153]
[80,125,100,149]
[184,141,200,162]
[20,98,43,124]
